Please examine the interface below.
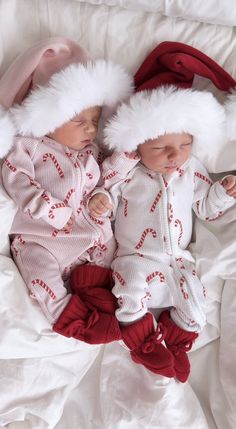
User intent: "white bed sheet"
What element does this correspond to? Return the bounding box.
[1,1,236,428]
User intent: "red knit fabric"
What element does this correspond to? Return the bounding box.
[121,313,175,378]
[70,264,117,314]
[71,264,114,291]
[158,310,198,383]
[53,295,121,344]
[134,41,236,92]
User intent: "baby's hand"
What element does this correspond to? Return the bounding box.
[62,214,75,234]
[124,151,140,160]
[221,175,236,198]
[88,193,113,217]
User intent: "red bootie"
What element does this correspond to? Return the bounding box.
[70,265,118,314]
[53,294,121,344]
[158,310,198,383]
[121,313,175,378]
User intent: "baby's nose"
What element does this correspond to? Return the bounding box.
[168,149,179,160]
[85,122,97,134]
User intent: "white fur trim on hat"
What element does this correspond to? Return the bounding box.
[104,86,226,156]
[0,105,15,158]
[225,89,236,140]
[11,60,133,137]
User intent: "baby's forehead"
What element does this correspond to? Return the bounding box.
[72,106,102,121]
[153,133,193,144]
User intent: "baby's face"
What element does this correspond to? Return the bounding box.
[48,106,102,150]
[138,132,193,174]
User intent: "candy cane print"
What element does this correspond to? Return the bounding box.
[77,199,86,214]
[27,176,41,189]
[49,202,66,219]
[162,176,168,188]
[168,203,173,223]
[135,228,157,250]
[176,167,184,177]
[174,219,183,245]
[194,171,212,185]
[64,188,75,205]
[195,200,200,215]
[113,271,126,286]
[97,151,103,165]
[16,234,25,245]
[11,243,18,257]
[41,191,51,204]
[31,278,56,300]
[43,153,64,178]
[51,228,59,237]
[102,170,118,181]
[65,151,80,168]
[89,213,104,225]
[86,172,93,180]
[206,211,224,221]
[179,276,189,300]
[122,197,128,217]
[175,257,185,269]
[4,158,16,172]
[141,291,151,308]
[150,190,162,213]
[146,271,165,283]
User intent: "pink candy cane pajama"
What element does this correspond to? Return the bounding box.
[2,136,115,324]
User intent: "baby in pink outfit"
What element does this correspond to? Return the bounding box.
[0,38,133,325]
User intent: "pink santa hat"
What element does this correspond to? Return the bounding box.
[0,37,133,157]
[104,41,235,165]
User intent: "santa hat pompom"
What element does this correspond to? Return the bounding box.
[0,106,15,158]
[225,89,236,140]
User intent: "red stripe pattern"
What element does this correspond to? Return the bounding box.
[32,278,56,300]
[43,153,64,178]
[135,228,157,249]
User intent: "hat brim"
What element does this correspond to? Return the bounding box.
[11,60,133,137]
[104,86,226,155]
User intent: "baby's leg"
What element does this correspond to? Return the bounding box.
[168,258,206,333]
[81,236,116,268]
[111,255,153,323]
[12,241,71,324]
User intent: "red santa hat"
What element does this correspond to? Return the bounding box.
[104,41,235,165]
[0,37,133,157]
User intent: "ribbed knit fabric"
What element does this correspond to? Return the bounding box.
[101,152,235,330]
[71,264,113,291]
[158,310,198,382]
[121,313,175,378]
[53,294,121,344]
[121,313,155,350]
[70,264,118,313]
[2,136,115,323]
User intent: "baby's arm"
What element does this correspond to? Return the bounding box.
[88,192,113,218]
[192,161,236,220]
[101,151,140,189]
[221,175,236,198]
[2,138,72,230]
[88,151,139,218]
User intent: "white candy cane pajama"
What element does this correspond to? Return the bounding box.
[101,153,235,332]
[2,136,115,324]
